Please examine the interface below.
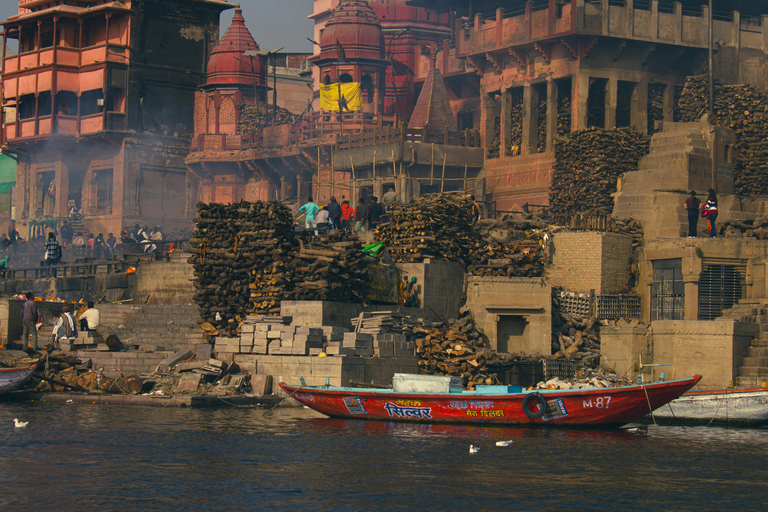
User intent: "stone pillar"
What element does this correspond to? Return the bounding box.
[605,77,617,129]
[651,0,659,39]
[280,176,289,201]
[500,88,512,157]
[522,84,539,154]
[601,0,609,34]
[631,80,648,134]
[574,72,589,131]
[626,0,634,36]
[546,80,558,150]
[55,162,69,218]
[731,11,741,48]
[673,2,682,44]
[762,15,768,52]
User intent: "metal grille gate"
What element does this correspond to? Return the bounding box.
[651,259,684,321]
[698,264,745,320]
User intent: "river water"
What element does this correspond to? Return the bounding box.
[1,402,767,511]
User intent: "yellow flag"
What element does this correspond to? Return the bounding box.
[319,82,363,112]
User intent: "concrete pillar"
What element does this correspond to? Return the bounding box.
[626,0,634,36]
[605,77,617,129]
[280,176,289,201]
[546,80,558,150]
[762,15,768,52]
[673,2,682,43]
[631,80,648,134]
[574,72,589,131]
[522,84,539,154]
[54,161,69,218]
[500,88,512,157]
[732,11,741,48]
[651,0,659,39]
[601,0,609,34]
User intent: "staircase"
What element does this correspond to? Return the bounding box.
[67,217,86,237]
[721,299,768,387]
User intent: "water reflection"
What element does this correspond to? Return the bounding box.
[1,403,767,511]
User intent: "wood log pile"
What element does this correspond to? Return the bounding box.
[188,200,295,340]
[568,214,644,250]
[374,193,473,263]
[557,89,571,136]
[285,232,370,303]
[721,217,768,239]
[551,291,602,366]
[648,83,665,134]
[414,306,542,389]
[237,102,300,134]
[550,127,650,224]
[488,105,501,158]
[677,75,768,195]
[466,240,543,277]
[506,89,523,156]
[537,95,547,152]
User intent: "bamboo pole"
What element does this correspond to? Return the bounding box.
[440,154,447,193]
[430,143,435,185]
[373,149,377,196]
[463,163,468,193]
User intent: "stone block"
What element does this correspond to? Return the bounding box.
[241,325,255,333]
[343,332,373,342]
[356,348,374,357]
[196,344,213,360]
[175,373,202,393]
[240,332,254,343]
[291,345,308,355]
[155,349,193,372]
[343,339,373,349]
[322,326,347,335]
[255,324,271,332]
[308,348,324,355]
[267,331,282,339]
[251,374,272,395]
[326,341,341,349]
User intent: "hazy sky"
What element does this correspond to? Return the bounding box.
[0,0,314,53]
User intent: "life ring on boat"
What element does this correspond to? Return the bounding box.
[522,392,548,419]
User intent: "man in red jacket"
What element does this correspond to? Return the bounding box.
[340,200,354,231]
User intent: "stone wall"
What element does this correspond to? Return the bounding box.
[465,276,552,355]
[132,252,196,304]
[547,231,633,294]
[650,320,758,389]
[395,259,465,323]
[600,324,651,379]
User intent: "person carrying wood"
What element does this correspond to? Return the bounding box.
[299,197,320,235]
[684,191,702,237]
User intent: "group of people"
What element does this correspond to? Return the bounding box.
[299,196,383,234]
[19,293,100,353]
[684,189,719,238]
[121,224,164,253]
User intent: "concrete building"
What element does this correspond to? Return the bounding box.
[0,0,234,237]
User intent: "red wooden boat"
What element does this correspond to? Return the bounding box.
[280,374,702,427]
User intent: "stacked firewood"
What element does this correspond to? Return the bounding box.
[537,95,548,152]
[557,90,571,136]
[677,75,768,195]
[414,307,538,388]
[189,200,295,339]
[488,106,501,158]
[721,217,768,239]
[648,83,666,134]
[568,214,644,249]
[551,292,601,366]
[506,89,524,156]
[374,193,473,263]
[250,260,290,316]
[237,102,300,133]
[286,233,370,303]
[466,240,543,277]
[550,127,650,224]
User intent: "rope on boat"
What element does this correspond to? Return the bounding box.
[642,383,657,427]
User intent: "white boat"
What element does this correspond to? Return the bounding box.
[653,386,768,426]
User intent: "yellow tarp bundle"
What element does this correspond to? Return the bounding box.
[319,82,362,112]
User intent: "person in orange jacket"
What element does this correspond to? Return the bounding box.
[340,200,355,231]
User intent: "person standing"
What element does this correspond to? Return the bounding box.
[355,198,367,232]
[60,220,74,246]
[7,219,17,245]
[340,200,354,231]
[77,301,100,332]
[299,197,320,235]
[51,305,77,350]
[366,196,382,230]
[327,196,342,230]
[469,195,481,226]
[44,232,62,276]
[703,189,719,238]
[21,292,39,353]
[107,233,117,258]
[684,191,702,237]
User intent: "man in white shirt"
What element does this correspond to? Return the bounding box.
[78,301,100,332]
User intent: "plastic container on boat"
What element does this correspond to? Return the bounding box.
[392,373,463,393]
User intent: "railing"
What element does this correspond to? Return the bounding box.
[334,123,481,151]
[1,259,139,281]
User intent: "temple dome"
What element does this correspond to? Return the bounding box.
[319,0,385,62]
[206,7,265,87]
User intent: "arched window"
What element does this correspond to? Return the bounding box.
[324,74,331,85]
[361,74,374,103]
[339,73,353,83]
